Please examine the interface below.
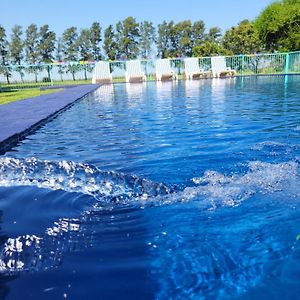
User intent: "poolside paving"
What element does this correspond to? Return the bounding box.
[0,84,100,154]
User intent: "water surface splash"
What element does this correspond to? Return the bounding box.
[0,157,173,204]
[1,157,300,208]
[0,157,299,274]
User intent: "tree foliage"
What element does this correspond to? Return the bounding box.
[156,21,172,58]
[255,0,300,51]
[77,28,92,61]
[39,25,56,63]
[25,24,39,64]
[103,25,118,60]
[0,25,9,65]
[192,41,229,57]
[90,22,102,60]
[222,20,262,55]
[175,20,193,57]
[139,21,155,59]
[116,17,140,59]
[156,20,207,58]
[62,27,78,61]
[56,37,63,62]
[206,27,222,43]
[9,25,23,65]
[0,25,11,83]
[191,21,206,48]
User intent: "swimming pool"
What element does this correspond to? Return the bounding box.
[1,77,300,299]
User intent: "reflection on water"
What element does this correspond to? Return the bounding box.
[155,81,178,101]
[93,84,115,103]
[184,79,207,99]
[125,82,146,99]
[211,77,236,101]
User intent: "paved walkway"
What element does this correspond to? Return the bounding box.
[0,84,100,153]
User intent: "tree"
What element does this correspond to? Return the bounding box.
[175,20,193,57]
[9,25,24,65]
[62,26,78,61]
[156,21,172,58]
[10,25,24,82]
[116,17,140,59]
[62,27,79,80]
[255,0,300,51]
[38,24,56,81]
[39,25,56,63]
[25,24,40,82]
[77,28,92,80]
[192,41,229,57]
[77,28,92,61]
[24,24,39,64]
[206,27,222,44]
[191,21,206,48]
[103,25,118,60]
[56,37,64,62]
[222,20,262,55]
[167,21,179,57]
[56,37,65,81]
[90,22,102,60]
[139,21,155,59]
[0,25,11,84]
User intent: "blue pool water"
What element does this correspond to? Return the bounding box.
[1,77,300,299]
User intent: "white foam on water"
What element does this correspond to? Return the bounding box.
[0,157,299,208]
[0,157,299,273]
[0,157,172,204]
[194,160,299,204]
[155,160,300,209]
[251,141,289,151]
[294,126,300,131]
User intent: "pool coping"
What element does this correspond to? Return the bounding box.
[0,84,101,154]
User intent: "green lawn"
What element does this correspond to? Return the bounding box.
[0,79,92,90]
[0,88,63,105]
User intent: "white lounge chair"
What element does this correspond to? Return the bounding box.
[211,56,236,78]
[155,59,178,81]
[125,60,147,82]
[92,61,113,84]
[184,57,211,79]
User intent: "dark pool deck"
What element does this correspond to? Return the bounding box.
[0,84,100,153]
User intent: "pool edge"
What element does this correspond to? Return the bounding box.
[0,84,101,154]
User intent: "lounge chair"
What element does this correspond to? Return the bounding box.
[155,59,178,81]
[92,61,113,84]
[125,60,147,83]
[211,56,236,78]
[184,57,211,79]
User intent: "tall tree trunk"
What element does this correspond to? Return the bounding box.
[1,57,10,84]
[17,61,24,83]
[84,65,87,81]
[34,69,38,83]
[6,71,10,85]
[47,66,51,81]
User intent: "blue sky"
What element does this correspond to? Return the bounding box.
[2,0,274,35]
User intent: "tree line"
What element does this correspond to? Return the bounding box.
[0,0,299,68]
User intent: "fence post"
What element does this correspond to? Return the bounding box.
[285,53,290,74]
[241,54,245,76]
